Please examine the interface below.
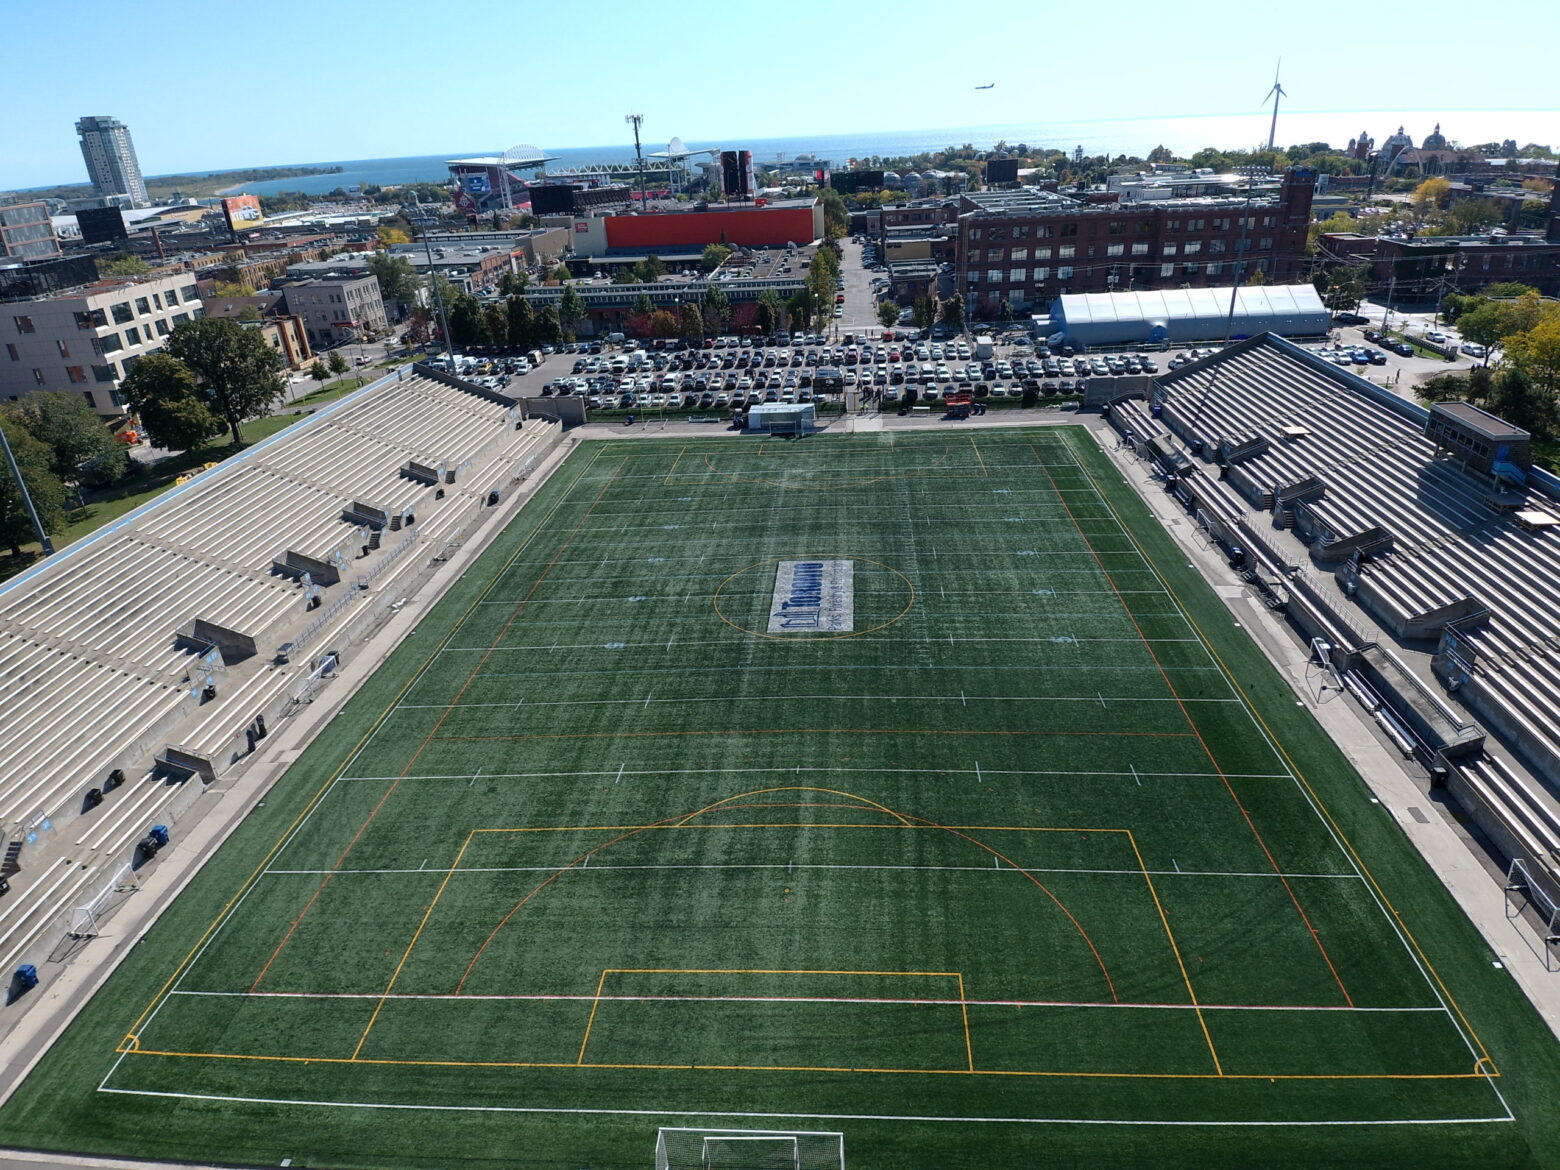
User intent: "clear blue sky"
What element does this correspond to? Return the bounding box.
[3,0,1556,190]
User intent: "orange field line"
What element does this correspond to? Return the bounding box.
[120,443,613,1045]
[1032,442,1355,1009]
[576,970,609,1065]
[116,1047,1494,1080]
[247,452,631,993]
[957,972,975,1073]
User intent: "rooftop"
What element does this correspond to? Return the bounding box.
[1431,400,1530,442]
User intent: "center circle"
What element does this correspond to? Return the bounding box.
[712,555,915,640]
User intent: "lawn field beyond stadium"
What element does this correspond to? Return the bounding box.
[3,428,1558,1169]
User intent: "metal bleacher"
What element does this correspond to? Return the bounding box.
[0,368,562,978]
[1128,332,1560,921]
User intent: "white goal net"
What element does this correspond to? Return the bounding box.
[655,1128,844,1170]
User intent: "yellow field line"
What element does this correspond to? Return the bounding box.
[970,435,989,479]
[472,824,1130,834]
[350,832,476,1060]
[957,973,975,1072]
[576,970,609,1065]
[661,446,687,486]
[1063,429,1499,1074]
[118,443,610,1051]
[118,1047,1493,1080]
[1124,829,1222,1076]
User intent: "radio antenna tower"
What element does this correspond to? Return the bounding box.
[1263,60,1287,152]
[625,113,647,210]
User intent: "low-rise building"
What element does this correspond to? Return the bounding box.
[0,202,60,262]
[0,271,204,414]
[280,276,388,348]
[202,292,313,369]
[1318,228,1560,298]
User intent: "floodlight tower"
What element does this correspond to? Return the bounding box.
[626,113,648,210]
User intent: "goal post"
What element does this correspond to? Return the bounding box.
[655,1128,843,1170]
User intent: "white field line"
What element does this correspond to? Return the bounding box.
[459,663,1230,680]
[1062,431,1515,1121]
[339,764,1294,782]
[257,861,1364,881]
[391,693,1242,711]
[166,988,1437,1013]
[93,1088,1516,1127]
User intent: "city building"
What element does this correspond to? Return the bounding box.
[953,168,1316,318]
[0,202,60,261]
[279,276,388,347]
[1047,284,1329,348]
[563,198,823,258]
[0,271,203,415]
[75,116,149,208]
[201,292,313,369]
[415,227,571,268]
[1318,229,1560,298]
[284,243,519,297]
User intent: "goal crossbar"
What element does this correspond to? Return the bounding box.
[655,1127,844,1170]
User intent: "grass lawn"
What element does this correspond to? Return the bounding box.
[2,429,1556,1168]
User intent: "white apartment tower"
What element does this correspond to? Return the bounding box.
[75,115,149,207]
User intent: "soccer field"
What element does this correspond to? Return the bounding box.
[4,427,1558,1169]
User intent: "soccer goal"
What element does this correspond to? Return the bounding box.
[654,1128,844,1170]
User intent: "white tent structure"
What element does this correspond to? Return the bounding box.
[1049,285,1329,349]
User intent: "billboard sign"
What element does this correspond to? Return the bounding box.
[222,195,265,233]
[77,205,128,245]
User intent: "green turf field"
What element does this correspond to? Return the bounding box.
[4,427,1558,1169]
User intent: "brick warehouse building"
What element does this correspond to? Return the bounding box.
[955,168,1316,318]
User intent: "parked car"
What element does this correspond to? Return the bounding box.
[1461,342,1487,358]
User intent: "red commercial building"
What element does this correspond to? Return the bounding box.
[566,199,824,257]
[955,168,1317,318]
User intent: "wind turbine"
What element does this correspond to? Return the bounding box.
[1262,60,1287,152]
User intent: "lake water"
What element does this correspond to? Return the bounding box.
[215,109,1559,196]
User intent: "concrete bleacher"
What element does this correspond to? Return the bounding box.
[1134,331,1560,899]
[0,367,563,977]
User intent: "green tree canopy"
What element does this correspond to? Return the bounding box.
[636,254,667,282]
[99,253,150,278]
[648,309,679,338]
[701,283,730,335]
[700,243,732,273]
[11,390,128,487]
[447,293,489,349]
[877,299,901,329]
[632,292,655,317]
[507,296,535,350]
[366,252,419,306]
[117,352,225,453]
[941,293,965,333]
[164,317,287,446]
[0,415,67,557]
[755,288,783,336]
[534,304,562,346]
[309,359,329,386]
[558,284,588,340]
[680,303,704,340]
[912,295,937,332]
[327,349,349,377]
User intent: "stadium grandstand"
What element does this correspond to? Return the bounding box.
[1106,333,1560,949]
[0,368,562,979]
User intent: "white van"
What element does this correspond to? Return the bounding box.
[526,349,544,367]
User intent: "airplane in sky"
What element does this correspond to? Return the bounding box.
[975,83,995,90]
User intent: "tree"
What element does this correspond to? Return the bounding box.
[877,299,901,329]
[998,300,1016,326]
[632,292,655,318]
[1482,282,1539,299]
[1504,313,1560,397]
[648,309,679,338]
[99,253,150,278]
[483,302,508,348]
[327,349,349,380]
[551,263,572,284]
[534,304,562,346]
[0,415,67,557]
[941,293,965,333]
[164,317,287,446]
[636,254,666,282]
[506,296,535,350]
[447,293,489,349]
[1412,177,1452,214]
[213,280,255,298]
[403,309,432,348]
[117,352,225,453]
[786,290,813,332]
[366,252,419,309]
[1322,265,1369,314]
[309,359,329,388]
[612,268,638,285]
[818,186,849,238]
[1247,266,1272,287]
[700,243,732,273]
[701,283,730,335]
[376,226,411,246]
[1487,363,1559,439]
[679,303,704,341]
[912,295,937,332]
[755,289,783,336]
[558,284,587,339]
[1444,198,1502,235]
[11,391,128,488]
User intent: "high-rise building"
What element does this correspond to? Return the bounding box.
[75,115,149,207]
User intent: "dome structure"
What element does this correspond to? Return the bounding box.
[1381,126,1415,160]
[1422,122,1448,150]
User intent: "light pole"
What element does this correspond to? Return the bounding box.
[626,114,647,212]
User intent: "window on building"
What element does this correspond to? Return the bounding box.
[1235,238,1251,253]
[155,319,170,336]
[1161,263,1176,276]
[173,312,189,325]
[1012,225,1031,239]
[1107,243,1125,256]
[92,363,117,383]
[1109,222,1126,235]
[1033,246,1052,260]
[182,285,198,302]
[1137,220,1153,234]
[111,390,126,408]
[1184,241,1201,255]
[112,302,133,324]
[1263,215,1277,228]
[1209,240,1227,254]
[100,332,121,353]
[66,365,86,383]
[1206,262,1223,276]
[1258,237,1273,251]
[81,392,95,408]
[5,343,16,361]
[32,368,46,386]
[1057,266,1073,279]
[56,339,70,358]
[1012,248,1029,262]
[1009,269,1026,283]
[1036,225,1054,239]
[1060,224,1078,237]
[164,287,178,305]
[1256,258,1270,273]
[13,315,35,334]
[151,293,162,309]
[125,326,141,345]
[135,297,151,315]
[1186,219,1204,231]
[1183,263,1200,275]
[1212,217,1230,231]
[1059,244,1076,259]
[1162,243,1178,256]
[73,311,95,330]
[1034,267,1050,281]
[969,228,982,241]
[1165,220,1180,233]
[1131,242,1148,255]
